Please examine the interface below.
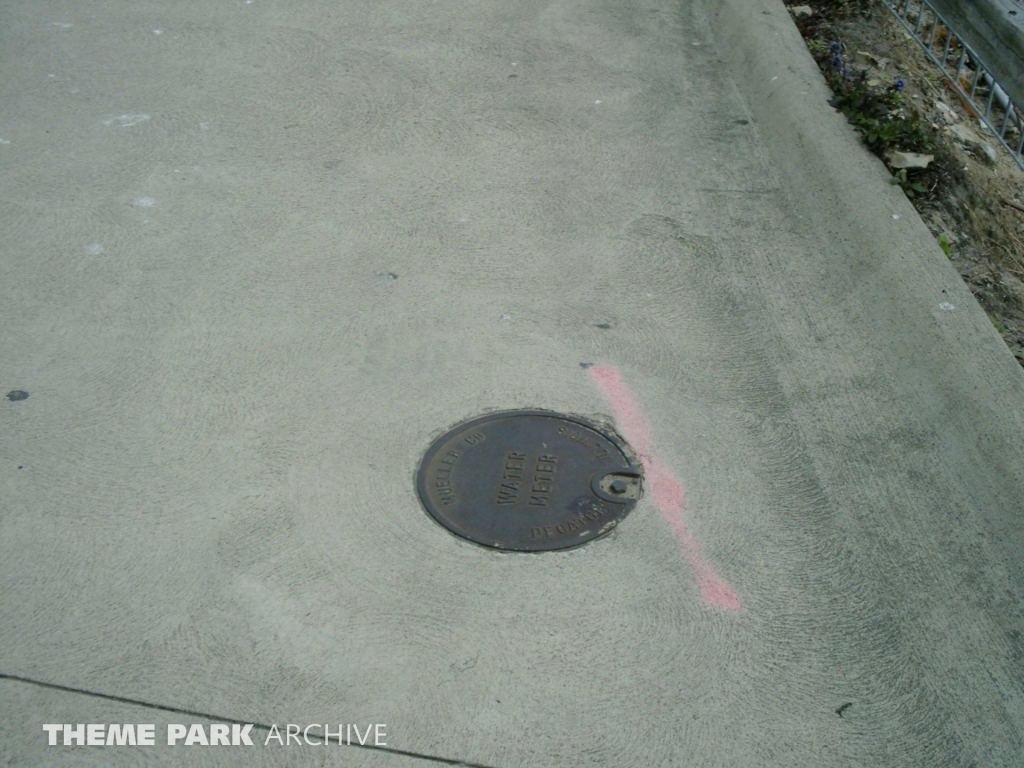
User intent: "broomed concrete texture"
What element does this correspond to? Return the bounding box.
[1,0,1023,765]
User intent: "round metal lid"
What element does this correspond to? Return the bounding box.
[416,410,642,551]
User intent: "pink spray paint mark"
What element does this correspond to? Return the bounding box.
[589,366,740,611]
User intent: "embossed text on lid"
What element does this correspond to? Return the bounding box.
[416,410,642,551]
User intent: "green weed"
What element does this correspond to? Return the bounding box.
[828,80,933,153]
[817,40,935,157]
[890,168,930,198]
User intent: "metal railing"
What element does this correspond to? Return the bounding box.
[879,0,1024,172]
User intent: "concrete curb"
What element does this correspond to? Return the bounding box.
[710,0,1022,382]
[708,0,944,287]
[709,0,1024,585]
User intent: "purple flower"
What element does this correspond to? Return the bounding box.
[894,77,906,92]
[831,54,844,69]
[828,41,842,55]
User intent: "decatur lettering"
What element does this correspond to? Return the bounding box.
[530,502,607,538]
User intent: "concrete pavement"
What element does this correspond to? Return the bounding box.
[2,0,1023,765]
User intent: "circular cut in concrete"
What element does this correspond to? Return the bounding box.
[417,410,642,551]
